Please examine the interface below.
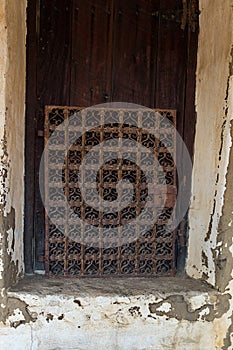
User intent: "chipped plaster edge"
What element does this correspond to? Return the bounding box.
[4,0,27,276]
[0,1,27,319]
[187,0,233,286]
[0,0,8,286]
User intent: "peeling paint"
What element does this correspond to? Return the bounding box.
[5,297,35,326]
[222,312,233,350]
[149,293,231,323]
[0,0,232,349]
[0,0,26,327]
[0,128,10,209]
[187,0,233,288]
[0,282,220,350]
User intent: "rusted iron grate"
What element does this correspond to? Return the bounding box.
[44,106,177,277]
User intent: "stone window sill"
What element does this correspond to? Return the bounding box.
[9,274,216,298]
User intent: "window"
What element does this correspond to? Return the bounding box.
[43,106,177,276]
[25,1,198,275]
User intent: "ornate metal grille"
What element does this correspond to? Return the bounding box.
[44,106,177,277]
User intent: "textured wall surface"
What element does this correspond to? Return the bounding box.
[187,1,233,348]
[0,0,8,286]
[4,0,27,276]
[0,0,233,349]
[0,0,26,321]
[2,276,224,350]
[187,0,233,285]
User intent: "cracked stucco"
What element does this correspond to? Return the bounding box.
[0,0,8,287]
[0,0,26,323]
[0,0,232,349]
[0,0,26,288]
[214,114,233,349]
[187,1,233,348]
[187,0,233,286]
[0,286,221,350]
[0,276,228,349]
[149,293,231,323]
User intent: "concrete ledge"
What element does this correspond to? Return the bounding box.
[9,274,216,297]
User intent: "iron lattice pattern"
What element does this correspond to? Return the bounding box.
[44,106,177,277]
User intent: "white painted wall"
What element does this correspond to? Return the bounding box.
[0,0,232,349]
[4,288,218,350]
[0,0,9,282]
[4,0,27,270]
[0,0,26,283]
[187,0,233,285]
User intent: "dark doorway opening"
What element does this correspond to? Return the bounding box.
[25,0,198,274]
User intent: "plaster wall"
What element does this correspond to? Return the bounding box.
[4,0,27,276]
[0,0,233,349]
[187,0,233,285]
[0,0,8,286]
[0,295,216,350]
[0,0,26,319]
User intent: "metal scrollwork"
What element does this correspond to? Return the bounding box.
[44,106,177,277]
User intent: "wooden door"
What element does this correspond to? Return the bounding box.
[25,0,198,273]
